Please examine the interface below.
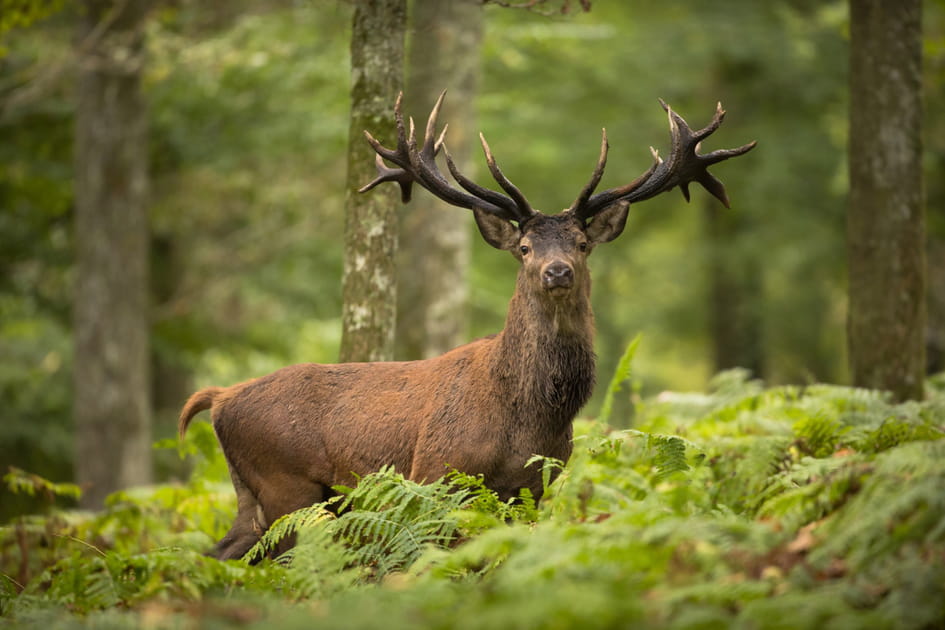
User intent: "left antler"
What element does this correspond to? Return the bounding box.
[569,100,757,222]
[358,91,537,224]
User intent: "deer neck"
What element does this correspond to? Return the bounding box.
[491,275,597,426]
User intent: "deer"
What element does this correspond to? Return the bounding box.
[178,92,755,560]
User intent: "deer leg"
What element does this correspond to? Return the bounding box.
[258,478,329,558]
[211,464,266,562]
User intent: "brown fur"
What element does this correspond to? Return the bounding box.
[179,207,630,560]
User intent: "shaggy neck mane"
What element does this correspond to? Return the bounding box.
[491,274,597,430]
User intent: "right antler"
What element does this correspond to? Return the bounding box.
[569,100,757,222]
[359,91,537,224]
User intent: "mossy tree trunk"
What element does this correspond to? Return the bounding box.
[396,0,482,360]
[73,0,153,508]
[340,0,407,363]
[847,0,925,401]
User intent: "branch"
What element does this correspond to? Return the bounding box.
[481,0,591,16]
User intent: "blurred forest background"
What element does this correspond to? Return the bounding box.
[1,0,943,519]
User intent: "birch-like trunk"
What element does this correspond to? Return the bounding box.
[339,0,407,363]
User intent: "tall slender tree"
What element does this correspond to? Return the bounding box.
[73,0,153,508]
[847,0,925,401]
[339,0,407,363]
[396,0,483,360]
[703,196,764,377]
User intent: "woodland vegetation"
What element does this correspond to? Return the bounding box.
[1,0,944,627]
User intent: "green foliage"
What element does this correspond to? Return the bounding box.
[3,374,945,628]
[3,467,80,502]
[0,0,64,46]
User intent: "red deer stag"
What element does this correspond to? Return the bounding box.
[179,92,755,560]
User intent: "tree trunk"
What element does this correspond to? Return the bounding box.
[74,0,153,508]
[395,0,482,360]
[150,233,192,440]
[704,197,764,378]
[847,0,925,401]
[339,0,407,363]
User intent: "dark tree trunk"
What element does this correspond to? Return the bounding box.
[150,233,192,440]
[704,197,764,378]
[73,0,153,508]
[847,0,925,401]
[396,0,482,360]
[339,0,407,363]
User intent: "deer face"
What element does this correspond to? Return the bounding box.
[519,215,588,298]
[472,200,631,299]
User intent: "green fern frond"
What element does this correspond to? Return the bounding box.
[704,435,792,515]
[245,504,336,563]
[325,468,484,578]
[625,430,698,480]
[755,454,870,530]
[792,412,848,458]
[524,454,565,497]
[598,334,641,424]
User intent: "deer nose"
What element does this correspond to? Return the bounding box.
[542,262,574,290]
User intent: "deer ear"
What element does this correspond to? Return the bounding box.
[473,208,521,251]
[585,200,630,245]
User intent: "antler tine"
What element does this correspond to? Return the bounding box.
[568,129,609,214]
[358,151,416,203]
[478,133,535,222]
[359,90,533,222]
[573,100,756,220]
[421,90,446,159]
[444,144,524,214]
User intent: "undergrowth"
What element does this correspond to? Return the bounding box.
[2,362,944,629]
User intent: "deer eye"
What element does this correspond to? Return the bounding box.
[520,245,530,255]
[578,242,588,252]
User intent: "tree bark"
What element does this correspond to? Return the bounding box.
[847,0,925,401]
[74,0,153,508]
[339,0,407,363]
[395,0,482,360]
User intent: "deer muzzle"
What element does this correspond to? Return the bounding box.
[542,262,574,293]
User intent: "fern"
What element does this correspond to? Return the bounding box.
[652,434,691,479]
[705,435,792,515]
[247,468,494,580]
[331,468,477,578]
[812,440,945,570]
[245,503,337,564]
[792,412,848,457]
[598,334,641,424]
[624,429,698,480]
[447,470,538,527]
[755,454,871,530]
[852,416,944,454]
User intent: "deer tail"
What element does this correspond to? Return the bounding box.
[178,387,224,439]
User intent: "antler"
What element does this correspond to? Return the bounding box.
[359,91,536,224]
[570,100,757,222]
